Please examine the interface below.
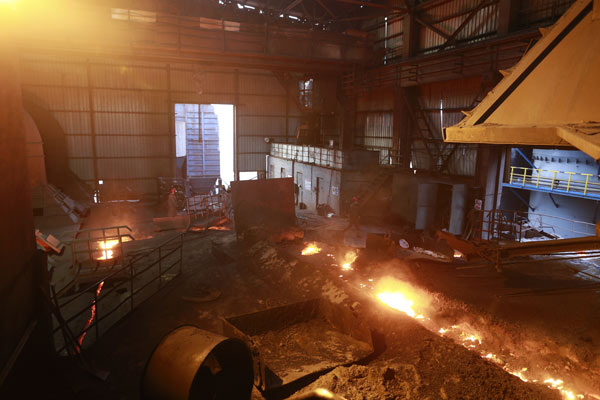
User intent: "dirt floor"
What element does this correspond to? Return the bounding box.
[27,206,600,399]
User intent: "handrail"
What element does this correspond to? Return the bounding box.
[472,209,596,241]
[51,233,184,355]
[508,166,600,197]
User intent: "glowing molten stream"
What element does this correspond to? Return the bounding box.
[375,277,427,319]
[301,243,321,256]
[377,291,418,318]
[98,239,119,260]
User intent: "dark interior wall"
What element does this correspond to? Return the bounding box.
[0,41,36,383]
[19,54,303,196]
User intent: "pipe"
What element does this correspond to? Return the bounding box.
[141,325,254,400]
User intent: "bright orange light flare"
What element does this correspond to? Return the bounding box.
[375,277,428,319]
[341,250,357,270]
[98,239,119,260]
[301,243,321,255]
[377,291,418,317]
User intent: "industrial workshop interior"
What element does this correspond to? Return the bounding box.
[3,0,600,399]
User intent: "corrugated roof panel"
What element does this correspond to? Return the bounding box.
[238,136,270,154]
[95,136,171,158]
[97,158,171,179]
[94,112,169,135]
[420,0,498,51]
[93,89,168,112]
[238,153,267,171]
[170,69,199,92]
[519,0,575,26]
[238,73,285,96]
[69,158,95,181]
[20,60,88,87]
[66,136,93,158]
[238,94,286,116]
[20,53,87,65]
[28,87,90,111]
[287,116,303,138]
[53,112,91,135]
[447,144,477,176]
[100,178,159,196]
[237,115,286,136]
[355,112,393,150]
[202,71,236,93]
[90,64,168,90]
[171,92,237,105]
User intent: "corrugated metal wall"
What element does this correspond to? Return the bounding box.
[419,0,499,53]
[355,112,394,163]
[237,70,302,171]
[417,77,482,176]
[20,54,172,198]
[20,54,297,198]
[518,0,576,27]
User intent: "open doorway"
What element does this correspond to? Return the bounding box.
[174,103,234,188]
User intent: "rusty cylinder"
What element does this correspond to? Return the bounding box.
[141,325,254,400]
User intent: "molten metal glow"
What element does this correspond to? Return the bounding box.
[208,226,231,231]
[313,388,335,399]
[301,243,321,255]
[371,276,586,399]
[377,291,418,317]
[453,249,465,258]
[375,277,427,319]
[98,239,119,260]
[77,280,104,348]
[341,250,357,270]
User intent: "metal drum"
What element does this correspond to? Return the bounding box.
[141,325,254,400]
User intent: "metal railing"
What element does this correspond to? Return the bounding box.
[59,226,135,296]
[186,193,229,220]
[472,209,596,241]
[508,166,600,197]
[271,143,345,169]
[51,234,184,355]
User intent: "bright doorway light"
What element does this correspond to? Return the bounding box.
[239,172,258,180]
[212,104,234,187]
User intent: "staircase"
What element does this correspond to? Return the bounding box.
[356,169,392,210]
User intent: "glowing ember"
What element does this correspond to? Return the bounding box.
[509,368,529,382]
[484,353,503,364]
[453,249,465,259]
[77,280,104,348]
[301,243,321,255]
[341,251,358,271]
[460,333,482,344]
[208,226,231,231]
[97,239,119,260]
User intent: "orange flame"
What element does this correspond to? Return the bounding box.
[301,243,321,256]
[97,239,119,260]
[375,277,427,319]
